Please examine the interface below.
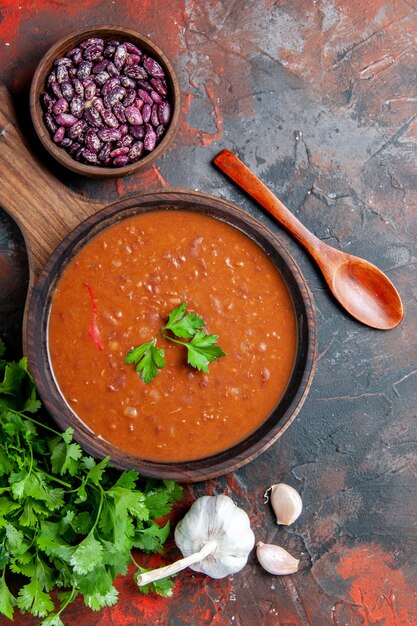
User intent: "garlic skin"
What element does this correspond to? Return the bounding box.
[257,542,299,575]
[137,494,255,587]
[175,494,255,578]
[269,483,302,525]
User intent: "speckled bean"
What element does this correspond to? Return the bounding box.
[55,113,78,127]
[52,98,68,115]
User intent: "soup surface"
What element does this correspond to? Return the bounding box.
[48,210,297,462]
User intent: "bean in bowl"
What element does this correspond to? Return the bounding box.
[41,37,172,167]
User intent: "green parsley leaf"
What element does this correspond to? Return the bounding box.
[165,330,226,373]
[0,575,16,619]
[163,301,205,338]
[70,535,103,575]
[125,338,165,383]
[17,577,54,617]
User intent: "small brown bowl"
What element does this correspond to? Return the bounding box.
[30,25,181,179]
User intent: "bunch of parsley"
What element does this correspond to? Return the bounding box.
[0,338,182,624]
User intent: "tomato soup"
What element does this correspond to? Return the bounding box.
[48,210,297,461]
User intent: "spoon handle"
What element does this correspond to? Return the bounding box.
[214,149,326,263]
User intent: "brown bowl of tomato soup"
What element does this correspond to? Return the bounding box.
[26,191,316,481]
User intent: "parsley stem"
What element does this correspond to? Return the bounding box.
[14,411,61,436]
[162,334,187,346]
[39,471,72,488]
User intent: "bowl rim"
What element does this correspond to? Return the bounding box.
[26,189,317,482]
[30,25,181,179]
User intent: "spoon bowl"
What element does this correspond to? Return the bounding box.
[328,255,403,329]
[214,149,404,330]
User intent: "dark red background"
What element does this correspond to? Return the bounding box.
[1,0,417,624]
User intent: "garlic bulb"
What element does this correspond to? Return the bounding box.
[268,483,302,525]
[257,542,299,575]
[137,494,255,586]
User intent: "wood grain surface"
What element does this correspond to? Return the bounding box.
[1,0,417,624]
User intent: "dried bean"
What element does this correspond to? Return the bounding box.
[83,44,103,62]
[51,82,63,99]
[52,98,69,115]
[125,42,142,55]
[130,124,145,139]
[102,109,119,128]
[84,107,103,128]
[104,44,117,58]
[54,57,72,67]
[82,148,99,163]
[120,75,136,89]
[144,124,156,151]
[106,61,120,77]
[84,80,96,100]
[110,146,129,157]
[119,124,129,136]
[123,89,136,107]
[70,96,84,117]
[158,101,171,125]
[44,113,57,134]
[73,78,84,96]
[42,92,54,111]
[86,129,102,153]
[137,79,153,92]
[80,37,104,49]
[155,124,165,142]
[53,127,65,143]
[55,113,78,127]
[92,59,108,74]
[124,64,147,80]
[95,72,110,86]
[98,143,111,161]
[125,106,143,125]
[77,61,92,80]
[73,49,82,65]
[68,141,81,155]
[141,103,151,123]
[135,98,144,110]
[125,54,141,66]
[61,81,74,101]
[56,65,69,83]
[113,155,129,166]
[128,141,144,161]
[60,137,73,148]
[150,90,163,104]
[68,119,87,139]
[143,56,165,77]
[138,89,154,107]
[101,77,120,97]
[150,77,168,96]
[151,104,159,127]
[120,134,134,147]
[114,44,128,69]
[97,128,122,142]
[113,102,126,123]
[104,86,126,108]
[92,97,105,112]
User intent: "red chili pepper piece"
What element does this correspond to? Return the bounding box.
[84,283,104,351]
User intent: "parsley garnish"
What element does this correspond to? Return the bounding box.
[127,303,226,382]
[164,330,226,373]
[163,301,205,338]
[0,349,182,623]
[125,338,165,384]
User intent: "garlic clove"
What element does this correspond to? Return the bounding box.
[256,542,299,575]
[269,483,303,525]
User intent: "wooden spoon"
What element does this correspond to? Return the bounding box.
[214,149,403,330]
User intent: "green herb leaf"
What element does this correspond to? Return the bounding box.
[165,331,226,373]
[163,301,205,338]
[0,345,183,623]
[126,338,165,384]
